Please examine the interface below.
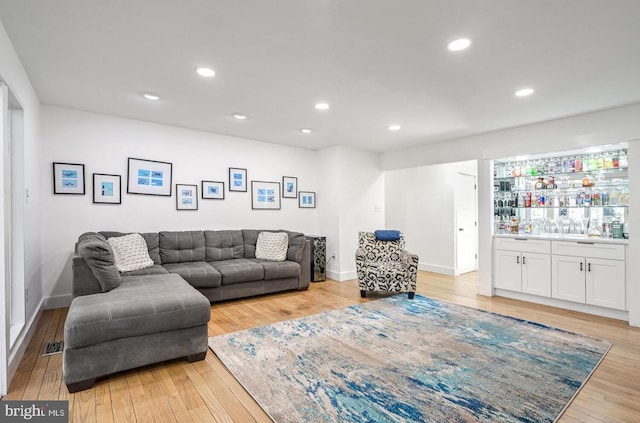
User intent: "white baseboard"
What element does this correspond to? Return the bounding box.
[326,270,357,281]
[419,263,455,276]
[495,289,630,321]
[44,294,73,310]
[8,299,44,389]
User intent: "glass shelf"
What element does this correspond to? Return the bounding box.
[494,167,628,181]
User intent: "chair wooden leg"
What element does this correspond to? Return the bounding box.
[408,292,415,299]
[360,290,367,298]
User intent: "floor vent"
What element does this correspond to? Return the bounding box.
[42,340,64,356]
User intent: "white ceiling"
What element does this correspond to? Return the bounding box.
[1,0,640,153]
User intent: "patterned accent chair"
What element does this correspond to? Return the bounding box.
[355,231,418,299]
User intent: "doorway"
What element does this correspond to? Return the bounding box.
[1,83,26,395]
[455,172,477,275]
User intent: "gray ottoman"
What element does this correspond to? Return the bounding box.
[63,273,211,392]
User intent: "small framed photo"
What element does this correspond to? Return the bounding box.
[93,173,121,204]
[127,157,172,196]
[299,191,316,208]
[176,184,198,210]
[282,176,298,198]
[53,162,85,195]
[251,181,281,210]
[202,180,225,200]
[229,167,247,192]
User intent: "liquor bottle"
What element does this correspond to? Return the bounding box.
[574,156,583,172]
[597,155,604,170]
[604,152,613,169]
[619,150,628,168]
[547,175,556,188]
[613,152,620,169]
[589,154,597,171]
[562,157,571,173]
[524,192,532,208]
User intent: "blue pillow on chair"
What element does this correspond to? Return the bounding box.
[374,230,401,241]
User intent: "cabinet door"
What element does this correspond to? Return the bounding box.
[521,252,551,297]
[494,250,522,291]
[586,258,626,310]
[552,255,586,303]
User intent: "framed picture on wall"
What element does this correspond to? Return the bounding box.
[176,184,198,210]
[229,167,247,192]
[282,176,298,198]
[251,181,281,210]
[299,191,316,208]
[93,173,121,204]
[127,157,172,196]
[53,162,85,195]
[202,180,225,199]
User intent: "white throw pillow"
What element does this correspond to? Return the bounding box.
[107,233,154,272]
[255,232,289,261]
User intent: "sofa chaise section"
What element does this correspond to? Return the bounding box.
[65,235,210,393]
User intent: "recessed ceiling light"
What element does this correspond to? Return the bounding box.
[196,67,215,77]
[300,128,312,134]
[448,38,471,51]
[515,88,535,97]
[388,125,401,131]
[140,91,160,101]
[315,102,330,110]
[231,113,247,120]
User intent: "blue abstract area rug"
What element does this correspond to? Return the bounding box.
[208,295,611,423]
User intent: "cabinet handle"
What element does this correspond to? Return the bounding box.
[577,241,595,245]
[580,262,583,271]
[516,256,520,264]
[514,238,528,241]
[588,262,591,272]
[522,256,526,265]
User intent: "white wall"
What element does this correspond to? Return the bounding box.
[627,140,640,326]
[381,103,640,325]
[0,20,42,394]
[317,147,342,279]
[337,146,385,280]
[385,160,477,275]
[40,106,320,306]
[317,146,384,281]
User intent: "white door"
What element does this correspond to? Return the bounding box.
[552,255,586,303]
[521,252,552,297]
[586,258,626,310]
[494,250,522,291]
[455,173,477,274]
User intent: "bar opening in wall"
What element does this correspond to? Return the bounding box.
[493,143,629,239]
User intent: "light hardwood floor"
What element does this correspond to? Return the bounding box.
[3,271,640,422]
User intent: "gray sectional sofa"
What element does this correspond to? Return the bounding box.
[64,229,310,392]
